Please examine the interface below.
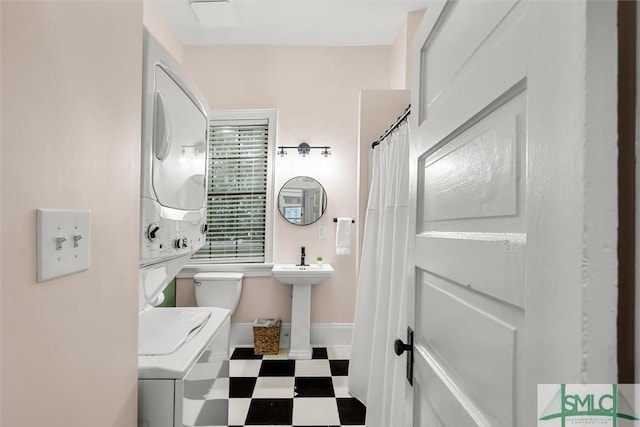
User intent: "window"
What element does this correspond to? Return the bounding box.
[190,110,275,267]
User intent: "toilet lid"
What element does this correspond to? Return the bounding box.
[138,309,211,356]
[194,272,244,281]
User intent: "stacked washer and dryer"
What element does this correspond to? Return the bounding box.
[137,30,238,427]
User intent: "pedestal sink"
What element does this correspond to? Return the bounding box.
[272,263,334,359]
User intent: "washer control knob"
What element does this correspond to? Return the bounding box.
[147,224,160,241]
[174,238,188,249]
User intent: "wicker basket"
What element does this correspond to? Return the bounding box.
[253,318,281,355]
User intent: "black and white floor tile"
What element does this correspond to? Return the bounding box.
[229,346,366,427]
[184,346,366,427]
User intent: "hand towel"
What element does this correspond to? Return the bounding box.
[336,217,352,255]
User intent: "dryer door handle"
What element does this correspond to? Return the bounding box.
[154,92,172,162]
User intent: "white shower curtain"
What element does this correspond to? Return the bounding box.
[348,122,410,426]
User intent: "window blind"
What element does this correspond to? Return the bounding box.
[192,120,269,263]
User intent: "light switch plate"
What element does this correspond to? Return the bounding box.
[36,209,91,282]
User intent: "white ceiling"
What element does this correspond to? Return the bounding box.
[154,0,429,46]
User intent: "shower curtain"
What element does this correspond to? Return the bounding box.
[348,121,410,426]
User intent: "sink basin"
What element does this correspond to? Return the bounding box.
[272,263,334,285]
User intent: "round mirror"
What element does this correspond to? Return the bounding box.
[278,176,327,225]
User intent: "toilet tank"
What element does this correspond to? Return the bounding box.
[193,272,244,313]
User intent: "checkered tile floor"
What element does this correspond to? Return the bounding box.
[228,346,366,426]
[182,346,366,427]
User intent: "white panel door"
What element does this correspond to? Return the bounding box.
[406,1,618,425]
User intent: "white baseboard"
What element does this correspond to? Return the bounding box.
[230,323,353,348]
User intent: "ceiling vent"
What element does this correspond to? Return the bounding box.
[190,0,239,27]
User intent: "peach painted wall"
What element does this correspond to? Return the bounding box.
[1,1,141,425]
[178,46,391,323]
[389,17,408,90]
[143,0,183,64]
[390,10,425,90]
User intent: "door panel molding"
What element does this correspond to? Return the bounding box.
[416,276,516,425]
[422,117,518,222]
[419,0,519,121]
[416,1,526,149]
[419,87,526,227]
[416,233,525,307]
[413,344,493,427]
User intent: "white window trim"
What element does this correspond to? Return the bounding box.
[181,108,277,278]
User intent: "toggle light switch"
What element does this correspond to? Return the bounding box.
[55,236,67,250]
[73,234,84,248]
[37,209,91,282]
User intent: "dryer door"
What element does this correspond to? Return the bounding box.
[152,65,208,211]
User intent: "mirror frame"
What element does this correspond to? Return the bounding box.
[277,176,327,226]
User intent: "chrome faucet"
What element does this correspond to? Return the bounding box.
[298,246,308,266]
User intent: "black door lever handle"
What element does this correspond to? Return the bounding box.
[393,327,413,385]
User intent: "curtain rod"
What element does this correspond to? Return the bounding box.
[371,104,411,149]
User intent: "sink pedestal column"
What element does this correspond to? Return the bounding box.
[271,263,333,360]
[288,283,312,359]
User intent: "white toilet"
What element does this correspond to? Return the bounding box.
[194,272,244,313]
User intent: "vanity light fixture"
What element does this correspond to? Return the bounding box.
[278,142,332,158]
[298,142,311,157]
